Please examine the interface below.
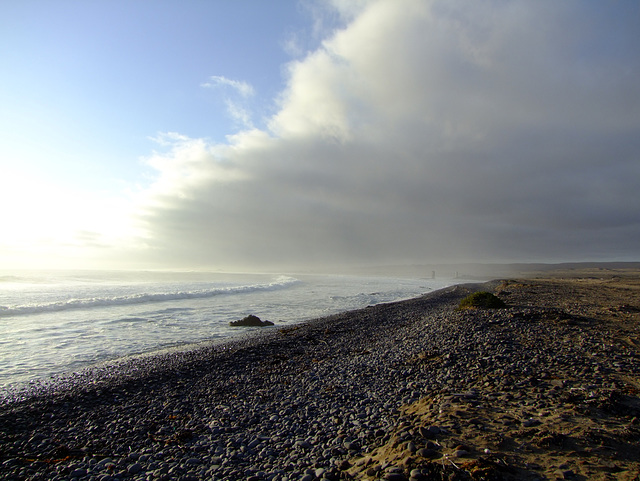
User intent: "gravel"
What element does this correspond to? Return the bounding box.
[1,278,639,480]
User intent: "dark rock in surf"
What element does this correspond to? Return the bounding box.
[229,315,274,327]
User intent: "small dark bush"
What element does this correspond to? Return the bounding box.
[458,291,506,309]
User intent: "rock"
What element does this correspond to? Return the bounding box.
[295,440,312,449]
[522,418,541,427]
[344,441,359,451]
[229,315,274,327]
[451,449,469,457]
[416,448,438,458]
[384,473,408,481]
[422,425,440,436]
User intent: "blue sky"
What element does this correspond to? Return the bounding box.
[1,1,310,187]
[1,0,639,271]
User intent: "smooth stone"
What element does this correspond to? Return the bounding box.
[295,440,312,449]
[522,418,541,427]
[416,448,438,458]
[384,473,408,481]
[426,425,441,436]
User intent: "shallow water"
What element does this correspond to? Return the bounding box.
[0,270,462,389]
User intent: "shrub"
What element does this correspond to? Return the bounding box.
[458,291,506,310]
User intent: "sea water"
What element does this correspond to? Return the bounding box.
[0,270,461,390]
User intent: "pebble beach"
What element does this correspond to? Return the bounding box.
[1,270,639,480]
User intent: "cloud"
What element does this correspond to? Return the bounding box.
[201,75,256,128]
[201,75,255,98]
[133,0,640,271]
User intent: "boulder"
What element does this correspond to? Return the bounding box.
[229,315,274,327]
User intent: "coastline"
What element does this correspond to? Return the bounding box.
[0,272,448,391]
[1,271,639,480]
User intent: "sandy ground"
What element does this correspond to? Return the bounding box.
[348,268,640,480]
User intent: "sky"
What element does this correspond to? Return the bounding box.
[1,0,639,273]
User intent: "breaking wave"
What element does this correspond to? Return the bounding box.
[0,276,300,317]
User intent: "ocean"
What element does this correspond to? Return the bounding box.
[0,270,463,391]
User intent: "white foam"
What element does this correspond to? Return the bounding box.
[0,275,299,317]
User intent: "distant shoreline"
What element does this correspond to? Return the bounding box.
[311,261,640,279]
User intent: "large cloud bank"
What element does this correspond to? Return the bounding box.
[135,0,640,271]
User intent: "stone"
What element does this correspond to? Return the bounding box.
[229,315,274,327]
[452,449,469,458]
[384,473,408,481]
[416,448,438,458]
[295,440,312,449]
[343,441,359,451]
[522,418,541,427]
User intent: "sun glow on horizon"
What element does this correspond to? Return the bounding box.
[0,170,148,269]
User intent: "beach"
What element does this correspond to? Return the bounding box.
[1,269,639,480]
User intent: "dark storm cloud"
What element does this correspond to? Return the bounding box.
[135,0,640,270]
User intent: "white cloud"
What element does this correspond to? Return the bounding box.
[224,99,254,129]
[132,0,640,270]
[201,75,255,98]
[201,75,256,129]
[141,132,248,205]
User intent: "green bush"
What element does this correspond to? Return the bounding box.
[458,291,506,309]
